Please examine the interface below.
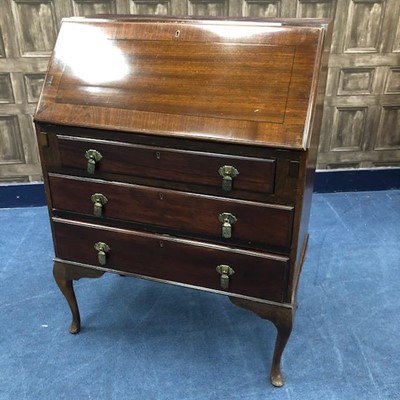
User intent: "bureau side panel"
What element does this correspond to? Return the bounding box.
[284,25,331,303]
[34,125,61,253]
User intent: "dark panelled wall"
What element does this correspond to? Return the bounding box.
[0,0,399,182]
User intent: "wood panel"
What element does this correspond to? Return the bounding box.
[71,0,117,15]
[130,0,171,15]
[0,73,15,103]
[0,27,6,58]
[330,107,367,151]
[337,68,375,95]
[242,0,282,18]
[0,0,71,182]
[385,68,400,93]
[188,0,229,16]
[1,0,400,182]
[375,107,400,150]
[319,0,400,169]
[296,0,335,18]
[11,0,58,57]
[343,0,384,53]
[0,115,25,164]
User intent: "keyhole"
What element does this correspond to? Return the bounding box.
[175,30,180,38]
[156,151,161,159]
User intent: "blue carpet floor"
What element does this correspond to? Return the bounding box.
[0,191,399,400]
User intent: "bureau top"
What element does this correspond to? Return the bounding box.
[35,16,330,149]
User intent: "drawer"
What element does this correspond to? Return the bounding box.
[53,218,288,302]
[57,135,276,195]
[49,174,293,249]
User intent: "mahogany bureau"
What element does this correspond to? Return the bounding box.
[34,16,331,387]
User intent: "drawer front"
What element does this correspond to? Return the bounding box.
[53,219,288,302]
[49,174,293,249]
[57,136,276,195]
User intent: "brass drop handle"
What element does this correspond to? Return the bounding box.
[218,165,239,191]
[94,242,110,266]
[91,193,108,217]
[218,212,237,239]
[216,264,235,290]
[85,149,102,174]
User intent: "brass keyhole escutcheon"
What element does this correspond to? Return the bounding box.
[91,193,108,217]
[94,242,110,266]
[216,264,235,290]
[218,165,239,191]
[85,149,103,174]
[218,212,237,239]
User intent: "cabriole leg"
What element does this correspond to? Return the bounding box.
[270,316,293,387]
[53,262,80,333]
[229,296,295,387]
[53,261,104,334]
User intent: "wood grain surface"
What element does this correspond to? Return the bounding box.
[49,173,294,249]
[34,17,328,149]
[53,217,289,302]
[56,134,277,195]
